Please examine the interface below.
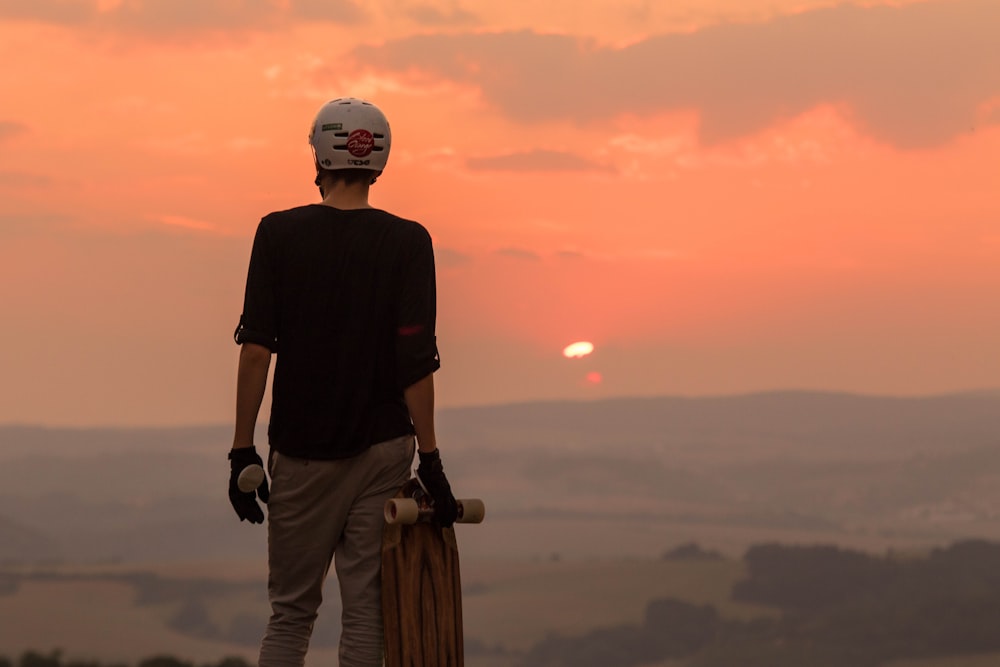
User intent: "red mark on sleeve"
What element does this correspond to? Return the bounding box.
[398,324,425,336]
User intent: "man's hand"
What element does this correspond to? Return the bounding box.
[416,448,458,527]
[228,447,270,524]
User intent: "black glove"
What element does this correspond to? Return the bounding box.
[417,449,458,528]
[228,447,270,524]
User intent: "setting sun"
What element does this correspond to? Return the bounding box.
[562,342,595,359]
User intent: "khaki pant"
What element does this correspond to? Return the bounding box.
[260,435,414,667]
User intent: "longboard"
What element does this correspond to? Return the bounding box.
[381,478,485,667]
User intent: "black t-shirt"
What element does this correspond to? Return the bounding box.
[234,204,440,460]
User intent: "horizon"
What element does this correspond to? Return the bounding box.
[2,386,999,430]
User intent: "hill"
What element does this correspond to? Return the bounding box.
[2,391,1000,563]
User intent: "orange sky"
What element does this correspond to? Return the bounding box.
[1,0,998,426]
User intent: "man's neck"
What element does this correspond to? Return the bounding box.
[320,181,372,210]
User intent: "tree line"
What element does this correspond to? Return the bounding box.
[0,653,251,667]
[520,539,1000,667]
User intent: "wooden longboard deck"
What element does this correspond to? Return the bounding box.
[382,479,464,667]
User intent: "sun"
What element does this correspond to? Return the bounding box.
[562,341,595,359]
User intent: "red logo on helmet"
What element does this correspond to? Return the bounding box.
[347,129,374,158]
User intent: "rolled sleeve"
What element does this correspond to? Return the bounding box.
[235,219,278,352]
[396,225,441,388]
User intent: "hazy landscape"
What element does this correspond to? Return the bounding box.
[5,0,998,663]
[3,391,1000,666]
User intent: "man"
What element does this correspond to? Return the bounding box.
[228,97,458,667]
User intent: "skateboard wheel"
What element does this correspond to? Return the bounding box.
[385,498,421,525]
[458,499,486,524]
[237,464,265,493]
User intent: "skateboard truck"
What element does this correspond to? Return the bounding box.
[384,472,486,525]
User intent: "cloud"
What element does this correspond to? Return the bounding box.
[0,213,70,239]
[108,0,278,32]
[406,2,477,27]
[984,101,1000,127]
[0,121,28,141]
[0,0,365,34]
[495,247,541,261]
[436,247,472,268]
[286,0,365,23]
[351,0,1000,148]
[154,214,218,233]
[467,149,611,173]
[0,171,53,188]
[0,0,93,25]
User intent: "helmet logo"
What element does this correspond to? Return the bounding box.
[347,129,374,157]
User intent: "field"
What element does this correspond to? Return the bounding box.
[462,557,774,653]
[5,552,997,667]
[886,656,1000,667]
[0,555,771,667]
[0,577,259,664]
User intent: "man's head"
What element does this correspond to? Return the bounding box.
[308,98,391,193]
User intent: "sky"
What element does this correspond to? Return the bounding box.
[1,0,998,426]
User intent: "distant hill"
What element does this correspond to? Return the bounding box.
[0,424,231,460]
[1,391,999,563]
[0,515,60,562]
[4,390,999,461]
[437,390,1000,460]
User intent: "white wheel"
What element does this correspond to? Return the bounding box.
[237,464,265,492]
[385,498,420,525]
[458,499,486,524]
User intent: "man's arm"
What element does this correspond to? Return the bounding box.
[404,372,437,454]
[233,342,272,449]
[405,370,457,526]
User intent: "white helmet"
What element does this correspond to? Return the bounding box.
[308,98,391,172]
